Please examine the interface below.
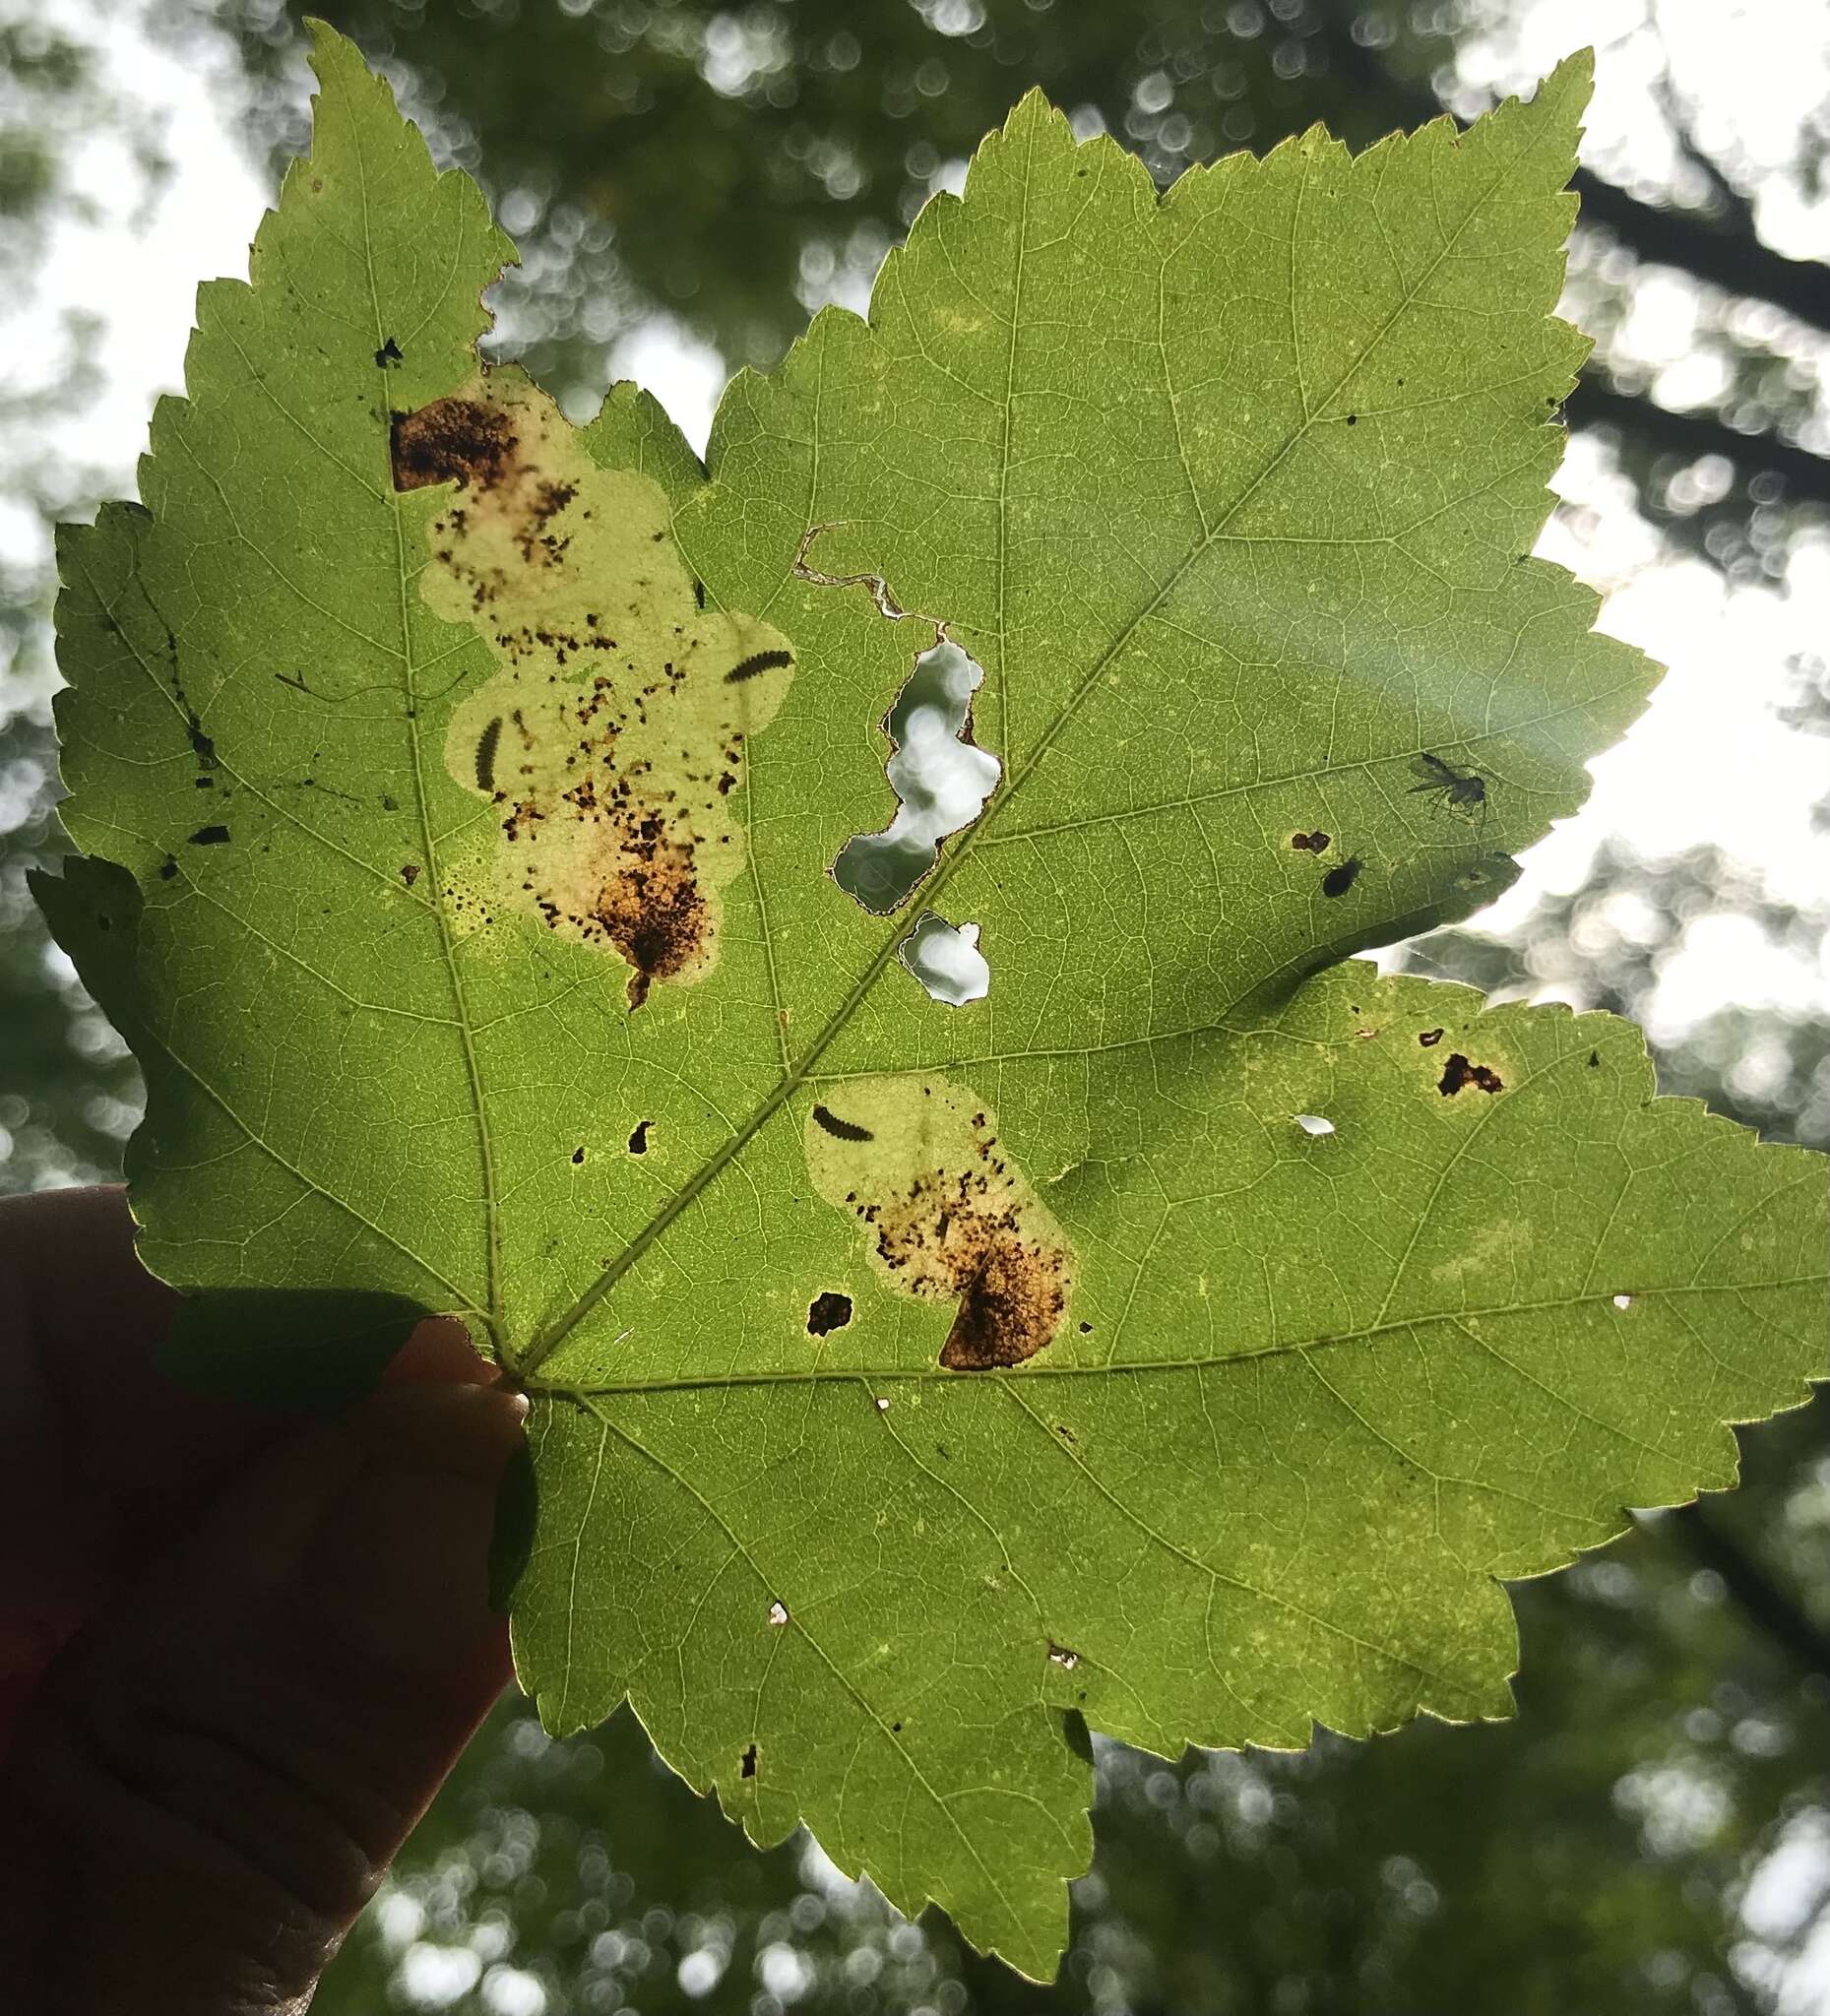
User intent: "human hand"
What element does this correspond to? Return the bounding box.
[0,1185,527,2013]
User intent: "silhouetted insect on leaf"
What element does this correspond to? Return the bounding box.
[1321,856,1362,898]
[475,716,502,793]
[812,1102,873,1142]
[1410,751,1488,834]
[725,649,793,685]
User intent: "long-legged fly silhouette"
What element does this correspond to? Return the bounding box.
[1410,751,1488,835]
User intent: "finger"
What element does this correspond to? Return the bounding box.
[0,1184,227,1502]
[0,1372,528,2012]
[0,1185,251,1732]
[0,1187,502,1738]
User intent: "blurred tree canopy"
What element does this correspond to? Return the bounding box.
[208,0,1830,553]
[2,2,1826,2007]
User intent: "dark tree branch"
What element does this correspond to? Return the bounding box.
[1654,1499,1830,1679]
[1571,376,1830,507]
[1571,169,1830,337]
[1323,24,1830,338]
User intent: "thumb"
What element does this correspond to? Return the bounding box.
[1,1375,527,2014]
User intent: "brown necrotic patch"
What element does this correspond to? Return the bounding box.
[390,397,517,493]
[414,369,796,1006]
[1437,1052,1504,1096]
[804,1076,1074,1372]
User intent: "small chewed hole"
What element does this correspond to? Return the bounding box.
[1294,1113,1336,1136]
[740,1743,757,1779]
[806,1290,852,1336]
[834,641,999,914]
[1612,1293,1633,1310]
[627,1119,652,1155]
[900,913,989,1005]
[767,1600,789,1627]
[1048,1642,1081,1670]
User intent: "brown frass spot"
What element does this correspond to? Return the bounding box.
[390,397,517,493]
[940,1232,1069,1370]
[1437,1052,1504,1097]
[806,1291,852,1336]
[592,831,710,1011]
[401,863,420,887]
[1291,830,1330,852]
[812,1103,873,1143]
[724,649,793,685]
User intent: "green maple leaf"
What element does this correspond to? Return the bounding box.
[33,26,1825,1979]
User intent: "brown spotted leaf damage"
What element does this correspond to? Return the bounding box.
[399,368,795,1008]
[1438,1052,1505,1096]
[804,1076,1075,1371]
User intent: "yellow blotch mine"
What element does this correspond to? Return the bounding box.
[393,370,794,1007]
[805,1077,1075,1370]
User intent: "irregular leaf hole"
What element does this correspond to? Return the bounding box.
[833,640,999,914]
[1612,1293,1633,1310]
[806,1290,852,1336]
[900,913,989,1006]
[1048,1642,1081,1670]
[1438,1053,1504,1097]
[627,1119,651,1155]
[739,1743,757,1779]
[767,1601,789,1627]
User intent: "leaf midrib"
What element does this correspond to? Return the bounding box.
[524,1275,1825,1399]
[519,105,1567,1380]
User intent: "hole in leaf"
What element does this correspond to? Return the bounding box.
[767,1600,789,1627]
[1612,1293,1633,1310]
[627,1119,651,1155]
[1437,1053,1504,1097]
[1048,1642,1081,1670]
[740,1743,757,1779]
[899,913,989,1005]
[806,1291,852,1336]
[833,640,999,914]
